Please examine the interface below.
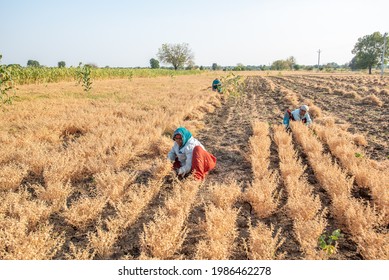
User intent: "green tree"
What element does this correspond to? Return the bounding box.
[324,62,339,69]
[271,56,296,70]
[157,43,194,70]
[349,56,358,71]
[233,63,246,71]
[271,60,288,70]
[85,63,98,68]
[286,56,296,69]
[27,60,40,67]
[212,63,219,70]
[352,31,388,74]
[150,58,160,69]
[185,60,196,70]
[58,61,66,68]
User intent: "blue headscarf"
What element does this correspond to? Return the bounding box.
[173,127,192,148]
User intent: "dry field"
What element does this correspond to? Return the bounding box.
[0,72,388,260]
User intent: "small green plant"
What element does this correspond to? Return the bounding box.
[355,152,364,158]
[318,229,343,255]
[76,63,93,93]
[0,54,14,104]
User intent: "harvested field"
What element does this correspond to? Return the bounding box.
[1,73,388,260]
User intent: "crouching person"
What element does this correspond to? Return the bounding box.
[212,78,222,93]
[168,127,216,180]
[283,104,312,129]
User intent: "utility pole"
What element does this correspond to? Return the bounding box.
[381,32,387,78]
[317,49,321,70]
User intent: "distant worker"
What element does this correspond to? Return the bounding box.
[212,78,222,93]
[168,127,216,180]
[283,105,312,129]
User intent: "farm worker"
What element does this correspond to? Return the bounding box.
[168,127,216,180]
[212,78,222,93]
[283,105,312,129]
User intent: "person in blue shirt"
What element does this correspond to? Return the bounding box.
[283,105,312,129]
[212,78,222,93]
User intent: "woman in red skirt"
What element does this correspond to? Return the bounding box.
[167,127,216,180]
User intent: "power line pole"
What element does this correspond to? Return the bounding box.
[381,32,387,78]
[317,49,321,70]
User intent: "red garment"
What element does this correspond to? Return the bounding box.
[173,158,181,170]
[192,146,217,180]
[172,146,217,180]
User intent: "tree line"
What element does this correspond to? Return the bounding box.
[149,32,388,73]
[4,31,388,74]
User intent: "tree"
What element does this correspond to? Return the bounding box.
[27,60,40,67]
[271,57,296,70]
[58,61,66,68]
[349,56,358,71]
[212,63,219,70]
[286,56,296,69]
[185,60,195,70]
[85,63,98,68]
[150,58,160,69]
[352,31,388,74]
[157,43,194,70]
[271,60,289,70]
[324,62,339,70]
[233,63,246,71]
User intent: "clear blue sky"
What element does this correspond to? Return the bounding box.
[1,0,388,67]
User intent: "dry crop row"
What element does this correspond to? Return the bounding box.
[195,181,240,259]
[273,125,326,259]
[266,74,388,210]
[312,123,389,224]
[252,75,388,259]
[308,74,388,88]
[140,179,201,260]
[291,122,389,259]
[267,74,388,162]
[275,75,385,106]
[298,75,388,98]
[244,121,284,259]
[244,121,279,218]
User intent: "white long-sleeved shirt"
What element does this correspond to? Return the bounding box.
[167,136,205,175]
[283,108,312,127]
[291,109,312,123]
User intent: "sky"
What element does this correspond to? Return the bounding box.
[1,0,388,68]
